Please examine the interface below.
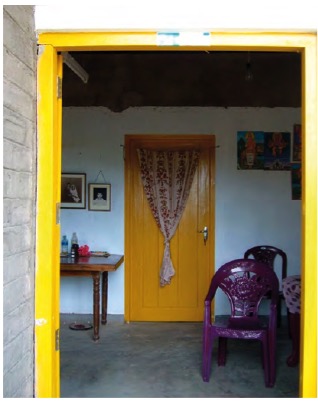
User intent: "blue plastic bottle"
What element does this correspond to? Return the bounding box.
[61,235,69,255]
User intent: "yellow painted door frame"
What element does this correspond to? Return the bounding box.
[35,46,62,397]
[36,31,317,398]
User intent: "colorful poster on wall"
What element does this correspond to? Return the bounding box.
[292,124,302,162]
[264,132,291,170]
[291,162,301,200]
[237,131,264,170]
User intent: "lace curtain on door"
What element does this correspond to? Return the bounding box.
[137,149,200,286]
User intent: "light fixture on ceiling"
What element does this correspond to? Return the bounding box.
[245,52,253,82]
[61,52,89,84]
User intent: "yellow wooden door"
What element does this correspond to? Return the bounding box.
[125,134,215,321]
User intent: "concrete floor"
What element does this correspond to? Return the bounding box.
[60,314,299,398]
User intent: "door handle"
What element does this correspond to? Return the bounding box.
[199,226,208,245]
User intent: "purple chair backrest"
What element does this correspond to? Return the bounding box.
[207,259,279,318]
[244,245,287,281]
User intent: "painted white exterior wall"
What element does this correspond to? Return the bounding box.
[61,106,301,315]
[34,2,317,32]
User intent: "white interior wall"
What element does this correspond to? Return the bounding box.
[61,106,301,316]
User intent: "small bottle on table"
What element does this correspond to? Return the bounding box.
[61,235,69,255]
[71,232,79,258]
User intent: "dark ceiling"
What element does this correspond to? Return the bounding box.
[61,51,301,112]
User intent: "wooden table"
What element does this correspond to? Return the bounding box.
[60,254,124,341]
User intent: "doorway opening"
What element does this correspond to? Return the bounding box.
[39,34,316,396]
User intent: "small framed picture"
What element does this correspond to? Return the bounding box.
[61,173,86,209]
[88,183,111,211]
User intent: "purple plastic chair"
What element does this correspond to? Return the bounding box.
[244,245,287,327]
[202,259,279,387]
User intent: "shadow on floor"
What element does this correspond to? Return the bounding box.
[60,314,299,398]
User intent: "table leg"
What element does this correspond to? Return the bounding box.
[92,272,100,341]
[102,271,108,325]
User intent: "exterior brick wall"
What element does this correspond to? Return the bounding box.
[3,5,37,397]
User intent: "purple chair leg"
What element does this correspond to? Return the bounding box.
[287,312,300,367]
[202,327,213,382]
[262,336,271,387]
[218,337,227,366]
[268,329,277,387]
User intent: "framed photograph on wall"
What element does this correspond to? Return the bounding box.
[237,131,264,170]
[264,131,291,170]
[88,183,111,211]
[61,173,86,209]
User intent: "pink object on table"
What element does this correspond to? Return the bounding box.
[78,244,91,257]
